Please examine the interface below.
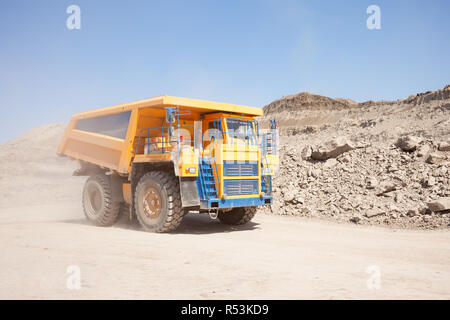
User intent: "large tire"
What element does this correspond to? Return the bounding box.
[218,206,257,225]
[134,171,184,233]
[82,174,121,226]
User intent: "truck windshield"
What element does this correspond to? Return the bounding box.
[225,118,257,144]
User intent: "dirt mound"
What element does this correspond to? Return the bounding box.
[1,123,66,163]
[263,92,355,115]
[0,123,84,208]
[259,85,450,229]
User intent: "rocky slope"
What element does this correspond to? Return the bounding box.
[258,85,450,229]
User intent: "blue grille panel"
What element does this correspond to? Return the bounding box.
[223,179,258,195]
[223,161,258,176]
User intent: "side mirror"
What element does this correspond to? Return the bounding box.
[270,119,277,129]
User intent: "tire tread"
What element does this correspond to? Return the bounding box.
[134,171,184,233]
[82,174,121,227]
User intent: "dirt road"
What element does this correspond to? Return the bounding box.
[0,202,449,299]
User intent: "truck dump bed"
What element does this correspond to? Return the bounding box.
[57,96,263,174]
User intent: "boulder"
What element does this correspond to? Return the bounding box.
[376,181,396,195]
[311,136,354,161]
[426,176,436,187]
[365,176,378,189]
[396,136,422,152]
[365,210,385,218]
[416,144,431,157]
[339,154,351,163]
[295,196,305,204]
[427,198,450,212]
[438,141,450,152]
[300,146,312,160]
[406,209,418,217]
[283,191,296,203]
[349,215,361,223]
[307,168,321,178]
[323,158,338,168]
[426,153,445,164]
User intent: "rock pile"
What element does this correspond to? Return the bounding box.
[259,137,449,229]
[258,85,450,229]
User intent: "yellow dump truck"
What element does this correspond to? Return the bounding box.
[58,96,279,232]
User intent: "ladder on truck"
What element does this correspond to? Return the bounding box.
[199,158,218,199]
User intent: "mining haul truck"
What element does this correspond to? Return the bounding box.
[57,96,279,232]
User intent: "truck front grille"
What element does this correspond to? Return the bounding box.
[223,179,258,195]
[223,161,258,176]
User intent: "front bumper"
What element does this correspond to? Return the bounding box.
[200,196,273,209]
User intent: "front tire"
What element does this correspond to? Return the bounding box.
[218,206,257,225]
[134,171,184,233]
[82,174,121,226]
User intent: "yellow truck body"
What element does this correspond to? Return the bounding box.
[58,95,278,232]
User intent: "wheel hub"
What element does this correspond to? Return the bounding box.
[143,187,161,218]
[88,185,102,213]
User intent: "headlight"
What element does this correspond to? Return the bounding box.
[186,167,196,174]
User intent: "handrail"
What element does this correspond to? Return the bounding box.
[135,124,196,156]
[209,117,221,197]
[260,132,275,195]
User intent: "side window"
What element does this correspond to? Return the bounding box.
[75,111,131,139]
[208,120,222,131]
[207,120,223,140]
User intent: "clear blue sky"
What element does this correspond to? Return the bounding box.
[1,0,449,144]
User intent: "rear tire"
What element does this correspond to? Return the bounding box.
[218,206,257,225]
[82,174,121,226]
[134,171,184,233]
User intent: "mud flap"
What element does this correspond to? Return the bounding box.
[179,177,200,208]
[110,174,124,202]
